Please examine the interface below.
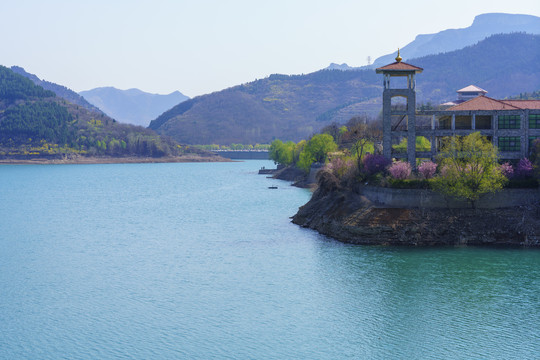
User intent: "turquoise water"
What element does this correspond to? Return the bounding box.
[0,160,539,359]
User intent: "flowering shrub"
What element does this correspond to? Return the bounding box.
[515,158,533,178]
[326,157,355,179]
[418,161,437,179]
[499,162,514,179]
[362,154,391,175]
[388,161,412,180]
[439,165,450,177]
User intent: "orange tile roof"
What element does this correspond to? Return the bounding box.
[375,61,423,73]
[447,96,521,111]
[501,100,540,110]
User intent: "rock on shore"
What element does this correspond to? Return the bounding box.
[272,165,311,188]
[292,171,540,247]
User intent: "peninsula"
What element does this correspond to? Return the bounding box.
[279,53,540,247]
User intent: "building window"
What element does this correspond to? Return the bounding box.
[498,137,520,152]
[498,115,520,129]
[475,115,492,129]
[529,114,540,129]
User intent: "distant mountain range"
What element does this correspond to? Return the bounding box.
[326,13,540,70]
[10,66,103,114]
[0,66,192,159]
[150,32,540,145]
[79,87,189,127]
[10,66,190,128]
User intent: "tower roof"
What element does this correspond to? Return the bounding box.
[457,85,488,94]
[375,61,423,73]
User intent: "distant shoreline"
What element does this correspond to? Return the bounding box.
[0,154,232,165]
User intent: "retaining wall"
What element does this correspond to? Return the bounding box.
[362,186,540,209]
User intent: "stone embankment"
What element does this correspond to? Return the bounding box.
[292,171,540,247]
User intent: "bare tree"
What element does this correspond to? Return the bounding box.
[342,116,382,167]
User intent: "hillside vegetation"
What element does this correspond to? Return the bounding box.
[150,70,380,144]
[10,66,102,114]
[0,66,200,159]
[150,33,540,145]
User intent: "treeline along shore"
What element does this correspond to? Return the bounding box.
[0,153,230,165]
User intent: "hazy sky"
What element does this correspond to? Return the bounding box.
[2,0,539,97]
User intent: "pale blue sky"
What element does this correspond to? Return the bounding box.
[2,0,539,97]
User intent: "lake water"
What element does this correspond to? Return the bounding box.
[0,160,539,359]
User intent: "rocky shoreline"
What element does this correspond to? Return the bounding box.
[272,165,314,188]
[291,171,540,247]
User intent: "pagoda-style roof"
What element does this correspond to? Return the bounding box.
[447,95,540,111]
[375,61,423,73]
[457,85,488,94]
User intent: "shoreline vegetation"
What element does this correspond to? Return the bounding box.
[0,153,231,165]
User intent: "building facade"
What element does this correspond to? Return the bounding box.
[376,56,540,165]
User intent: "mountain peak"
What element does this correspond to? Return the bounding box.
[79,87,189,127]
[326,63,355,71]
[371,13,540,67]
[472,12,540,26]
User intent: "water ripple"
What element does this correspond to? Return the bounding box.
[0,162,539,359]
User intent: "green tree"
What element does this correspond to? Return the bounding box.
[392,136,431,153]
[304,133,338,163]
[269,139,295,165]
[432,132,507,209]
[296,149,315,172]
[296,134,337,172]
[269,139,283,164]
[294,140,306,164]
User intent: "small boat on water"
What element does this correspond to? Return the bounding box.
[268,186,278,189]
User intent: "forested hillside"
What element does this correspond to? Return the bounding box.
[150,33,540,145]
[10,66,103,114]
[0,66,198,159]
[413,33,540,101]
[150,69,380,144]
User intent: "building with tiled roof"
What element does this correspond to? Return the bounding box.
[447,96,521,111]
[376,56,540,163]
[441,85,489,107]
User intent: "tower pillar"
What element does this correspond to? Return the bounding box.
[376,50,423,168]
